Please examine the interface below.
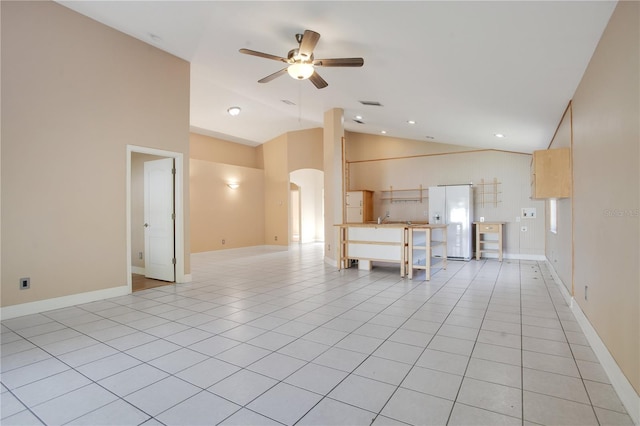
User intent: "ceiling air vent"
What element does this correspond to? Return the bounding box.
[281,99,296,105]
[359,101,383,107]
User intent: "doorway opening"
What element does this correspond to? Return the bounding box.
[289,169,324,245]
[127,146,186,293]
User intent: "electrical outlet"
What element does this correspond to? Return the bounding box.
[585,285,588,300]
[480,217,485,222]
[274,236,278,241]
[20,277,30,290]
[327,244,330,251]
[522,208,537,218]
[138,252,143,260]
[222,239,225,245]
[521,226,528,232]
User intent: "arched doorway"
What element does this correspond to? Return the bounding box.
[289,169,324,244]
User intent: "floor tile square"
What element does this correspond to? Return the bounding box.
[584,380,628,413]
[31,383,118,425]
[175,357,240,388]
[277,339,330,361]
[208,369,277,405]
[472,342,522,366]
[302,327,349,346]
[98,363,168,397]
[380,387,453,426]
[593,407,635,426]
[124,339,181,362]
[215,343,271,367]
[188,335,240,356]
[248,382,323,425]
[427,335,475,356]
[523,367,590,404]
[457,377,522,418]
[312,347,368,372]
[466,357,522,388]
[354,356,412,386]
[577,359,611,383]
[248,352,307,380]
[523,390,598,425]
[65,398,150,425]
[334,333,383,354]
[0,357,69,389]
[522,349,579,376]
[125,376,200,416]
[328,374,396,413]
[448,402,521,426]
[247,330,296,351]
[156,390,240,426]
[12,369,91,407]
[218,408,282,425]
[298,397,376,425]
[373,340,424,365]
[416,348,469,375]
[388,328,434,347]
[285,363,348,395]
[147,347,208,374]
[402,365,463,400]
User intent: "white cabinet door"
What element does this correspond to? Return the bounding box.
[346,191,363,207]
[346,207,363,223]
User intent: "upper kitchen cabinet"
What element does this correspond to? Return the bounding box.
[346,190,374,223]
[531,148,571,199]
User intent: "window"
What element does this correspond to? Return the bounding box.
[549,199,558,234]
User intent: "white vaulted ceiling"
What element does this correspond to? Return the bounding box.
[57,1,616,152]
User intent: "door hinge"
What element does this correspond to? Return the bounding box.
[172,168,176,175]
[172,258,176,265]
[171,213,176,220]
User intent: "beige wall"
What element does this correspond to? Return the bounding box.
[546,105,573,294]
[1,1,190,307]
[348,145,545,258]
[262,134,289,246]
[288,128,324,172]
[346,131,474,162]
[190,159,265,252]
[190,132,262,169]
[570,1,639,393]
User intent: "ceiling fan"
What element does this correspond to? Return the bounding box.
[239,30,364,89]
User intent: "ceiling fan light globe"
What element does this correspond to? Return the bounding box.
[287,63,314,80]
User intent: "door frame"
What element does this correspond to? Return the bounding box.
[126,145,186,293]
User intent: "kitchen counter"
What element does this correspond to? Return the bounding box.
[335,223,447,279]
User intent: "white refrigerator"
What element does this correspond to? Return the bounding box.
[428,185,474,260]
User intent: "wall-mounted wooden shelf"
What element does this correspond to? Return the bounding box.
[475,178,501,208]
[380,185,427,203]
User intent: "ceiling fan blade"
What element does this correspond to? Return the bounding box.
[258,68,288,83]
[298,30,320,59]
[309,71,328,89]
[314,58,364,67]
[239,48,288,63]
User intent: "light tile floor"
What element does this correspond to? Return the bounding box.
[1,244,634,425]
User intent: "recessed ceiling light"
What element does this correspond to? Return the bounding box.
[407,120,416,125]
[381,130,387,134]
[355,115,363,120]
[227,106,241,116]
[495,133,505,138]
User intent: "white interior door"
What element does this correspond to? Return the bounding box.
[144,158,175,281]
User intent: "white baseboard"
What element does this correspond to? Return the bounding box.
[324,256,339,268]
[0,286,130,320]
[504,253,547,261]
[545,260,639,425]
[177,274,192,283]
